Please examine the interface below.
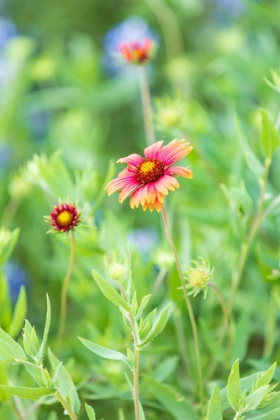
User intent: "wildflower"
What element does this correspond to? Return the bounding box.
[119,38,154,65]
[107,261,127,283]
[102,16,157,75]
[106,139,193,212]
[184,258,214,298]
[48,203,79,232]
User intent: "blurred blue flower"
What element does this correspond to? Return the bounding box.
[128,227,159,260]
[102,16,157,76]
[0,16,17,49]
[5,262,29,303]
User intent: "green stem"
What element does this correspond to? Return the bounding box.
[56,230,76,352]
[138,66,155,146]
[119,284,141,420]
[161,205,203,407]
[229,157,271,312]
[208,282,233,358]
[55,391,78,420]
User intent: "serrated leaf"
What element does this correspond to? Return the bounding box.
[37,294,51,364]
[0,385,55,400]
[227,359,242,412]
[207,385,223,420]
[92,270,130,312]
[8,287,27,338]
[85,403,96,420]
[48,349,80,414]
[0,328,26,363]
[245,385,270,411]
[79,337,129,366]
[260,109,280,158]
[139,304,172,347]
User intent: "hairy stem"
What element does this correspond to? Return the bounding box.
[161,205,203,407]
[138,66,155,146]
[55,391,78,420]
[56,230,76,352]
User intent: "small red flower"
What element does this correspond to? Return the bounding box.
[49,203,79,232]
[119,38,155,65]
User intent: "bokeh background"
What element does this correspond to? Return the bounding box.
[1,0,280,418]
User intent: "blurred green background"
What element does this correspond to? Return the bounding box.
[1,0,280,418]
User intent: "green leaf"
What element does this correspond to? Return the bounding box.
[92,270,130,312]
[0,228,20,267]
[8,287,27,338]
[260,109,280,158]
[0,327,26,363]
[207,385,223,420]
[85,403,96,420]
[255,363,276,388]
[48,349,80,414]
[37,294,51,364]
[22,320,40,359]
[143,375,199,420]
[0,385,55,400]
[136,295,151,320]
[0,273,11,330]
[79,337,129,366]
[243,392,280,419]
[245,385,271,411]
[0,362,9,401]
[231,311,251,364]
[139,304,172,347]
[227,359,242,412]
[23,363,50,387]
[236,117,264,177]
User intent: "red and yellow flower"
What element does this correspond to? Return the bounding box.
[119,38,155,65]
[106,139,193,212]
[49,203,79,232]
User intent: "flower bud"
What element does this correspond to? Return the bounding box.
[184,258,214,298]
[107,262,127,283]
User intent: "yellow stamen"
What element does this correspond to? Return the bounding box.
[57,210,74,227]
[139,161,156,173]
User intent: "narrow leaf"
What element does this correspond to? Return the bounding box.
[8,287,27,338]
[245,385,270,411]
[79,337,129,366]
[37,294,51,364]
[227,359,242,412]
[92,270,130,312]
[255,363,276,388]
[207,385,223,420]
[0,385,55,400]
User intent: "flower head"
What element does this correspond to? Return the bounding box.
[105,139,193,212]
[184,258,214,298]
[49,203,79,232]
[119,38,155,65]
[102,16,157,75]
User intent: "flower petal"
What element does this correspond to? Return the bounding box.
[117,153,143,167]
[119,179,141,202]
[106,175,136,195]
[166,166,194,178]
[158,139,193,166]
[144,141,164,159]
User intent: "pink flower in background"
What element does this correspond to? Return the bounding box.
[106,139,193,212]
[119,38,155,65]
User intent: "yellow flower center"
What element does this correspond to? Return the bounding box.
[56,210,74,227]
[136,158,165,184]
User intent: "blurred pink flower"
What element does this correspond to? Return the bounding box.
[106,139,193,212]
[119,38,155,65]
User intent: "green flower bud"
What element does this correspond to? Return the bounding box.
[184,258,214,298]
[107,262,127,283]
